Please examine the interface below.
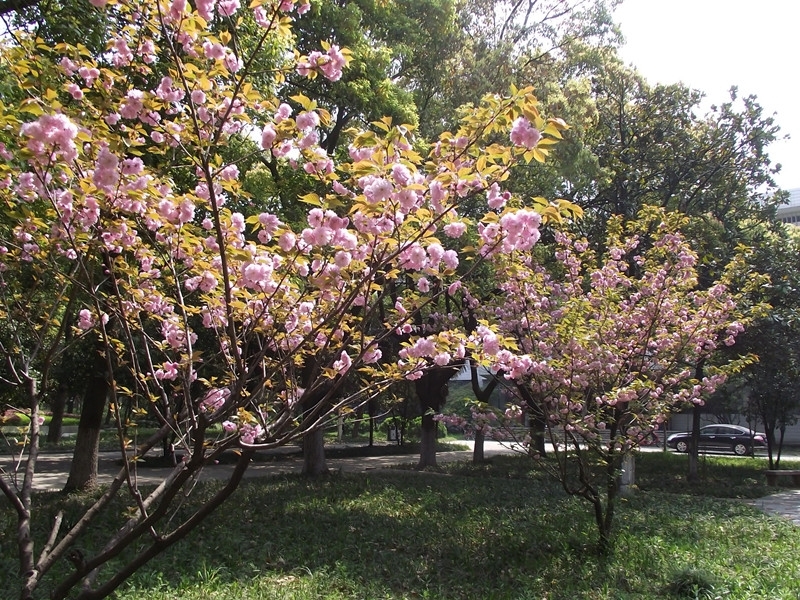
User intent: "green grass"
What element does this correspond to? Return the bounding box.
[1,414,81,428]
[1,452,799,599]
[440,450,800,499]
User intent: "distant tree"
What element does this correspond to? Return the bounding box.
[722,228,800,468]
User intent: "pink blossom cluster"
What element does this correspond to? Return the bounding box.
[398,333,466,376]
[297,45,347,82]
[20,113,79,163]
[77,309,98,330]
[162,317,198,351]
[398,242,458,273]
[154,361,181,381]
[299,208,356,252]
[200,388,231,413]
[509,117,541,149]
[478,209,542,256]
[238,422,263,444]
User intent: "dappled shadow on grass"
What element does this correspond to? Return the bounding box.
[4,452,800,599]
[122,471,597,599]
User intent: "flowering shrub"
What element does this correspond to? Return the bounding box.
[468,206,757,550]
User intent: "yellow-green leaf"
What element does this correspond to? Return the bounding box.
[299,192,322,206]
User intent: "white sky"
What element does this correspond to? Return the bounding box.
[614,0,800,191]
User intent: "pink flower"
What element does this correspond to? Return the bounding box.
[67,83,83,100]
[486,183,508,209]
[434,352,451,366]
[363,346,382,364]
[334,250,352,268]
[296,111,319,131]
[167,0,186,20]
[239,423,263,444]
[155,361,180,380]
[203,41,226,61]
[298,46,348,82]
[442,250,459,270]
[80,67,100,87]
[60,57,78,76]
[224,53,242,73]
[217,0,239,15]
[196,0,215,19]
[333,350,352,374]
[364,178,393,204]
[510,117,541,149]
[93,146,120,190]
[444,222,467,238]
[427,243,445,264]
[20,113,79,162]
[320,45,347,82]
[275,103,292,122]
[119,89,144,119]
[200,388,230,413]
[279,232,296,251]
[261,124,277,149]
[77,309,94,330]
[111,38,133,66]
[218,164,239,181]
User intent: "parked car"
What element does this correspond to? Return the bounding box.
[666,424,766,456]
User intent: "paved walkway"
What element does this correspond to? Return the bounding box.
[3,442,800,526]
[1,442,516,493]
[747,490,800,525]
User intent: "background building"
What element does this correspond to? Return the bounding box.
[777,188,800,225]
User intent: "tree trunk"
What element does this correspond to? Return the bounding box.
[46,383,68,444]
[415,366,458,469]
[687,361,705,483]
[517,385,546,456]
[618,453,635,497]
[596,453,625,555]
[368,399,375,447]
[63,366,108,492]
[776,426,785,468]
[418,412,438,468]
[472,429,485,463]
[687,403,702,483]
[351,406,362,439]
[301,428,328,476]
[765,427,777,470]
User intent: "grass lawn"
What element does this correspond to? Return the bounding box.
[1,452,798,599]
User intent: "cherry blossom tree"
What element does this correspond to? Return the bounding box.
[0,0,572,596]
[472,207,756,552]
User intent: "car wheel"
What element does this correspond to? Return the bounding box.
[733,443,749,456]
[675,440,689,453]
